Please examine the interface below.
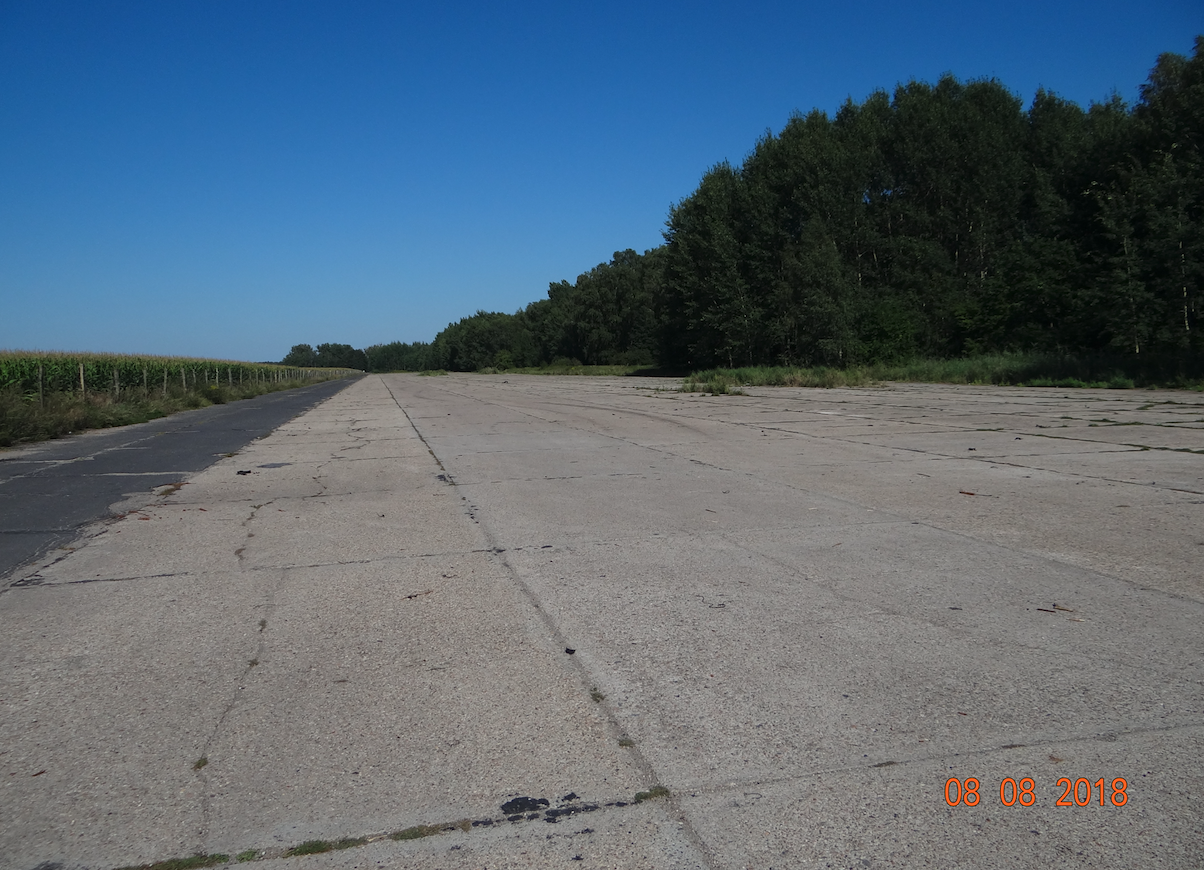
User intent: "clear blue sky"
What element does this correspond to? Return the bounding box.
[2,1,1200,361]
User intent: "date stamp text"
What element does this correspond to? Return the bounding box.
[944,777,1128,807]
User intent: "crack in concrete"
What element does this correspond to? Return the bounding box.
[4,545,545,587]
[8,571,186,587]
[191,566,282,854]
[233,501,274,563]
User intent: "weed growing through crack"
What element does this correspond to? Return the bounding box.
[234,850,259,863]
[192,757,208,770]
[258,619,267,631]
[633,785,671,803]
[391,824,442,841]
[590,688,604,702]
[286,840,333,856]
[617,738,634,747]
[247,658,258,667]
[115,854,229,870]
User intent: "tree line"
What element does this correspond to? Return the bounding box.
[281,343,369,370]
[291,38,1203,373]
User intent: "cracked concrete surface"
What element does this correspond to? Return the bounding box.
[1,373,1202,868]
[1,377,700,869]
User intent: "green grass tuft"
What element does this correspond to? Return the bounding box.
[115,854,230,870]
[633,785,671,803]
[390,824,443,841]
[286,840,333,856]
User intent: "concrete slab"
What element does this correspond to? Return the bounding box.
[25,501,252,583]
[198,555,648,854]
[0,570,264,866]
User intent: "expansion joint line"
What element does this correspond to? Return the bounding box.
[379,376,451,477]
[375,374,720,869]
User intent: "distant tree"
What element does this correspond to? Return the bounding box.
[365,341,432,371]
[661,161,756,368]
[314,343,369,370]
[558,249,662,364]
[281,342,368,369]
[1131,38,1203,352]
[281,343,318,366]
[428,310,539,370]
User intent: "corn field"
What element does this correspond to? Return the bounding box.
[1,351,356,405]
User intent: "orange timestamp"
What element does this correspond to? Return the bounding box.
[944,776,1128,807]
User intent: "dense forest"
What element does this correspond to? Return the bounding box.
[295,39,1203,373]
[281,342,369,371]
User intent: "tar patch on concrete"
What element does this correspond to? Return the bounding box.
[499,796,549,815]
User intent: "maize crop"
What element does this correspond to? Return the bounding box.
[1,351,355,401]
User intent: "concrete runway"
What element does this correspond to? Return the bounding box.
[1,373,1201,868]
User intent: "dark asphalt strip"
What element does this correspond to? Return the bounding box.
[0,377,359,582]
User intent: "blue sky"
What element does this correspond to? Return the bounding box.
[1,1,1200,361]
